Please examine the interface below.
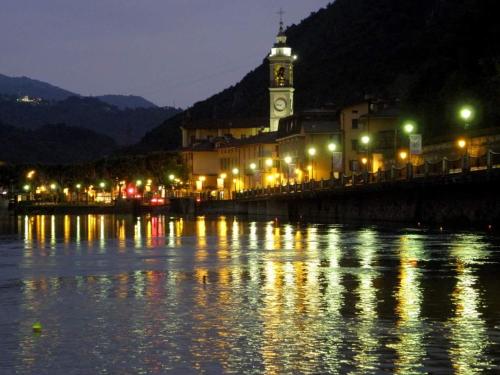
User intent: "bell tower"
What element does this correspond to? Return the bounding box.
[268,9,295,132]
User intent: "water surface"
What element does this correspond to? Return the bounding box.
[1,214,499,374]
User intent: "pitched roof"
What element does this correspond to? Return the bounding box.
[217,131,278,148]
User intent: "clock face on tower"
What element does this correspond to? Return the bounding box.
[274,98,287,112]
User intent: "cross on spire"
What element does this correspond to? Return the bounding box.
[277,8,285,33]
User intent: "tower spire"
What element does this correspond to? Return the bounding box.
[277,8,285,34]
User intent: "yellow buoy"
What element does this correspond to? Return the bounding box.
[32,322,42,332]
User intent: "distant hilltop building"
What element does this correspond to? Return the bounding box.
[16,95,41,104]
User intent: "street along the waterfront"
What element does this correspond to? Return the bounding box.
[1,214,499,373]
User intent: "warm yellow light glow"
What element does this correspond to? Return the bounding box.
[232,168,239,175]
[267,175,275,182]
[168,174,175,181]
[50,183,57,190]
[26,170,35,179]
[295,168,302,175]
[136,180,142,186]
[23,184,30,191]
[307,165,312,170]
[457,139,467,149]
[399,151,408,160]
[361,157,368,165]
[308,147,316,156]
[76,183,82,189]
[361,135,370,145]
[250,162,257,170]
[99,182,106,188]
[328,143,337,152]
[220,173,227,179]
[146,179,152,185]
[199,176,206,182]
[403,123,415,134]
[265,158,273,167]
[284,156,292,164]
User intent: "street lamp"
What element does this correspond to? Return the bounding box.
[307,147,316,181]
[265,158,273,168]
[168,174,175,181]
[459,106,473,128]
[360,135,370,172]
[457,138,467,149]
[23,184,30,192]
[327,143,337,178]
[283,156,293,183]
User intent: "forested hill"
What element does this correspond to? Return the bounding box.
[0,95,180,145]
[137,0,500,151]
[0,122,117,164]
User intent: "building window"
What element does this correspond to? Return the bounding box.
[351,139,359,151]
[352,118,359,129]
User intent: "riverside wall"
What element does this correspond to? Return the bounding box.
[194,170,500,227]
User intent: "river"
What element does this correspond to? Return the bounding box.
[1,214,499,374]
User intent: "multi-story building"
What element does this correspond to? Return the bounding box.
[341,99,400,173]
[277,109,340,182]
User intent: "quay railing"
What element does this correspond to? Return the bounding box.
[234,150,500,200]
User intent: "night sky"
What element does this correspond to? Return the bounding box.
[1,0,331,108]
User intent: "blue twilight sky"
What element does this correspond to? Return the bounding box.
[0,0,331,107]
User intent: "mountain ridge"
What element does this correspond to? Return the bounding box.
[136,0,500,151]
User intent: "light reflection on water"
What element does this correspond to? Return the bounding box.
[0,214,499,374]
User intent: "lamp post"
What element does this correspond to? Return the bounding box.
[284,156,292,184]
[308,147,316,181]
[328,142,337,179]
[402,122,415,165]
[360,135,370,172]
[458,106,474,166]
[249,162,257,189]
[232,168,239,197]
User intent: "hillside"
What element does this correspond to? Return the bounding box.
[137,0,500,151]
[0,73,76,101]
[0,95,180,145]
[96,95,158,109]
[0,122,117,164]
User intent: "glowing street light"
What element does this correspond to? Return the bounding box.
[308,147,317,156]
[265,158,273,168]
[26,170,35,179]
[136,180,143,186]
[168,174,175,181]
[232,168,239,175]
[360,135,370,145]
[459,106,473,123]
[457,138,467,149]
[249,162,257,170]
[327,142,337,178]
[361,157,368,165]
[23,184,30,192]
[399,151,408,160]
[284,156,292,164]
[220,173,227,179]
[403,122,415,134]
[50,183,57,191]
[99,182,106,189]
[76,183,82,189]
